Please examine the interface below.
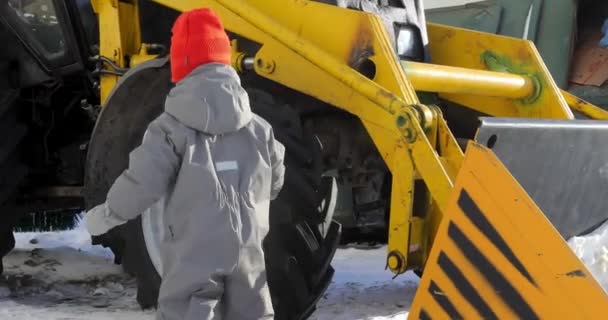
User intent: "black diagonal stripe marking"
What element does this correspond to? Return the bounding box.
[419,309,432,320]
[429,280,462,319]
[438,251,497,320]
[449,222,539,320]
[458,189,536,287]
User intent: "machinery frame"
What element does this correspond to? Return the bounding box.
[91,0,608,277]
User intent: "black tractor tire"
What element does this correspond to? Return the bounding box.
[0,90,28,275]
[84,59,340,319]
[84,59,169,309]
[247,89,341,320]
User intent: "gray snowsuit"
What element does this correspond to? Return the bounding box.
[104,63,285,320]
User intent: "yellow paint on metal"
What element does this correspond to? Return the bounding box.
[409,141,608,319]
[118,2,141,55]
[386,142,415,273]
[387,255,400,270]
[91,0,122,104]
[402,61,535,99]
[562,89,608,120]
[402,60,608,123]
[130,45,159,68]
[408,216,426,266]
[419,109,465,257]
[426,23,573,119]
[434,106,463,180]
[92,0,142,104]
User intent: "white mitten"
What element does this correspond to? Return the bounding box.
[85,203,127,236]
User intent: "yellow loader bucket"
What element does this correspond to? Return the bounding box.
[409,140,608,319]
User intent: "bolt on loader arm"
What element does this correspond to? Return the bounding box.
[92,0,608,317]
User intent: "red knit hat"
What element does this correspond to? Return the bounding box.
[170,8,232,83]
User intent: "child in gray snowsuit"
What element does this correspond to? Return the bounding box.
[85,8,285,320]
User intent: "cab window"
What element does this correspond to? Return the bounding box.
[3,0,78,71]
[9,0,65,55]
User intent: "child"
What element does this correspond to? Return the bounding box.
[85,8,285,320]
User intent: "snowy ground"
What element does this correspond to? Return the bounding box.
[309,245,418,320]
[567,221,608,291]
[3,216,608,320]
[0,218,419,320]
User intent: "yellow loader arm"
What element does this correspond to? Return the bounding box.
[91,0,608,317]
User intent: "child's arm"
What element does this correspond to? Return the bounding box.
[269,129,286,200]
[105,115,182,221]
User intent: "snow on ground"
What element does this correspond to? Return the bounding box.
[568,220,608,291]
[0,218,418,320]
[0,216,154,320]
[310,245,419,320]
[6,215,607,320]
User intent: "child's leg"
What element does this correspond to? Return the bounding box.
[157,272,226,320]
[184,283,224,320]
[224,273,273,320]
[224,248,274,320]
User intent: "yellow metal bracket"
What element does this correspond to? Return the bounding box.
[402,61,536,100]
[92,0,142,104]
[426,23,573,119]
[401,58,608,121]
[561,89,608,120]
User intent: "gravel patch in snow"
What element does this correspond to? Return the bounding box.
[0,217,150,319]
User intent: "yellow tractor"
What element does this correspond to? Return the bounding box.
[2,0,608,318]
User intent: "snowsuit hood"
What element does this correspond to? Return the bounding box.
[164,63,253,135]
